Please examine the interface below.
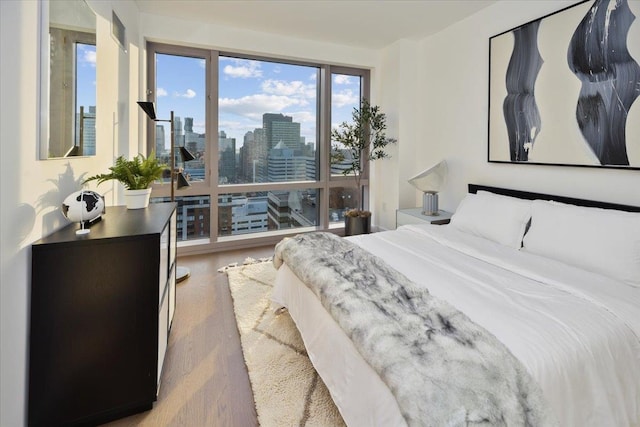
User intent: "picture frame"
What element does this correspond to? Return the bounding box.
[488,0,640,170]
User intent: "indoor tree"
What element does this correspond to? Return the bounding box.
[331,98,397,216]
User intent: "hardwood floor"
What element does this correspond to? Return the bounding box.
[104,246,275,427]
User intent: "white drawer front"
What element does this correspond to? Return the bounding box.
[157,293,169,389]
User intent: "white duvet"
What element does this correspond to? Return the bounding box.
[272,224,640,427]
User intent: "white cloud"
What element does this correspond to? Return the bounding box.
[217,63,322,142]
[219,94,305,118]
[290,110,316,124]
[219,119,257,135]
[261,79,316,100]
[332,89,358,108]
[222,59,262,78]
[176,89,196,98]
[157,87,168,97]
[192,120,206,133]
[333,75,352,85]
[83,50,96,67]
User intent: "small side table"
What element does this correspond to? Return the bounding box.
[396,208,452,228]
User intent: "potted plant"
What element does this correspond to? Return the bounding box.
[331,99,396,235]
[83,152,167,209]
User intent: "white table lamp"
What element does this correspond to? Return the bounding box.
[408,160,448,215]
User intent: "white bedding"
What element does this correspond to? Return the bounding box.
[272,224,640,427]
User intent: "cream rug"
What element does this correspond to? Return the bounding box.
[222,259,346,427]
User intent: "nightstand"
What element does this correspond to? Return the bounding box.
[396,208,452,227]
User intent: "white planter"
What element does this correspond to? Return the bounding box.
[124,188,152,209]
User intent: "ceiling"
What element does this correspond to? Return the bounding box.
[135,0,497,49]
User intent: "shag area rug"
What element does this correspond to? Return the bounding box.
[221,259,345,427]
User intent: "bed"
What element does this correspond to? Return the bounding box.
[272,184,640,427]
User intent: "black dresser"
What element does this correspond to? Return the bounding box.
[28,203,177,426]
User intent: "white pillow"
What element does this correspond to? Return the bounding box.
[522,200,640,285]
[449,191,532,249]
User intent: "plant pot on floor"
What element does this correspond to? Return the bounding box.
[345,214,371,236]
[124,188,152,209]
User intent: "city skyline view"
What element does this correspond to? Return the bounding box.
[153,54,361,150]
[148,50,365,242]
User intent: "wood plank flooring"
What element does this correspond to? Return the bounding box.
[104,246,275,427]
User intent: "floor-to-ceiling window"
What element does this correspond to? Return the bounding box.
[145,44,211,243]
[215,56,321,239]
[329,71,364,224]
[145,43,369,248]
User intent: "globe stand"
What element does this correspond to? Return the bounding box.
[176,265,190,283]
[64,190,105,236]
[76,227,90,236]
[77,191,90,235]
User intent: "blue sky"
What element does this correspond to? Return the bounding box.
[154,54,360,149]
[76,44,96,111]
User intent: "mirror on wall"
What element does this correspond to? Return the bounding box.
[40,0,97,159]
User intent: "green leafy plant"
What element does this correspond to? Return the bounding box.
[83,152,167,190]
[331,99,397,213]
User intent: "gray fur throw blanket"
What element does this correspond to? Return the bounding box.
[274,232,556,427]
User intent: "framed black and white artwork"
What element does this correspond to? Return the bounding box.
[488,0,640,170]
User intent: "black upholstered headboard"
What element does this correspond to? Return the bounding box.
[468,184,640,212]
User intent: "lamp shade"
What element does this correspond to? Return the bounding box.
[178,146,196,162]
[137,101,157,120]
[408,160,448,193]
[176,171,191,189]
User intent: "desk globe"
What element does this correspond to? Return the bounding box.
[62,190,105,234]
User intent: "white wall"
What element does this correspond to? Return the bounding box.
[373,39,421,230]
[0,1,140,424]
[140,12,379,70]
[405,0,640,216]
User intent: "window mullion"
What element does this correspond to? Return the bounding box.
[319,65,331,229]
[209,49,219,240]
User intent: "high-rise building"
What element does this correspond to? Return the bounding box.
[266,190,316,230]
[183,116,205,153]
[151,195,211,241]
[267,141,316,182]
[220,114,312,235]
[265,140,317,230]
[155,124,165,155]
[239,132,250,181]
[78,106,96,156]
[240,129,267,183]
[173,116,184,147]
[218,195,269,236]
[263,113,301,150]
[218,130,236,184]
[330,149,355,175]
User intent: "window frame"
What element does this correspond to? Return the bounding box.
[326,68,371,224]
[144,42,370,252]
